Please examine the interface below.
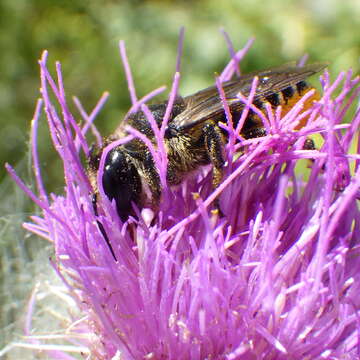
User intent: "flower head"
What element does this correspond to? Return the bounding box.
[7,32,360,359]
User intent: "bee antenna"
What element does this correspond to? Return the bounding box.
[91,193,117,261]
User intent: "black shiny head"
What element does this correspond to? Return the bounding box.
[102,147,142,221]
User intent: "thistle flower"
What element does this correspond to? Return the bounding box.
[6,32,360,360]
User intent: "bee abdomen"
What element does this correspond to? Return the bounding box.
[262,81,311,109]
[264,93,281,106]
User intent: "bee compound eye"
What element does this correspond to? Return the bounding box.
[102,148,141,220]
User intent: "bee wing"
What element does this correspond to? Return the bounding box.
[174,63,327,130]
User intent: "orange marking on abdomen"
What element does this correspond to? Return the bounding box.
[280,86,321,130]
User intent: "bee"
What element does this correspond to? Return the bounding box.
[88,63,326,221]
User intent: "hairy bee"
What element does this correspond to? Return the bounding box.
[88,63,326,221]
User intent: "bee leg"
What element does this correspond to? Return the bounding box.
[143,152,162,208]
[91,193,117,261]
[203,122,226,214]
[203,123,225,187]
[302,137,324,170]
[166,162,180,185]
[241,126,267,139]
[303,138,315,150]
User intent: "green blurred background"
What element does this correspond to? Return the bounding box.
[1,0,359,355]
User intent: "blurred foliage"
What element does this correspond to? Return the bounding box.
[1,0,359,352]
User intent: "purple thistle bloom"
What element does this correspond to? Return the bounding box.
[6,32,360,359]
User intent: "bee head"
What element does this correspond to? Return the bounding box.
[102,148,141,221]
